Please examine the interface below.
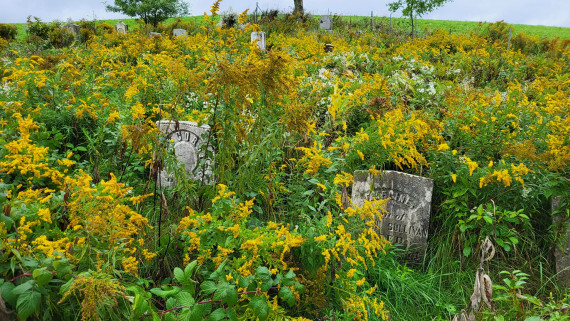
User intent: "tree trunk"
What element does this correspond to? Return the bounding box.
[410,12,415,39]
[293,0,304,15]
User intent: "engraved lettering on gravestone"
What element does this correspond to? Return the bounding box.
[320,15,332,30]
[156,121,212,187]
[173,29,188,37]
[553,196,570,287]
[250,31,266,50]
[114,21,128,33]
[352,170,433,263]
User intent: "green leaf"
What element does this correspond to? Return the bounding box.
[284,270,295,280]
[133,293,149,318]
[278,287,295,307]
[463,246,472,257]
[225,308,237,321]
[523,317,541,321]
[483,215,493,224]
[249,296,268,321]
[188,303,210,321]
[16,291,41,320]
[150,286,181,299]
[256,266,271,280]
[207,308,225,321]
[212,283,237,307]
[176,291,195,307]
[11,280,34,296]
[238,276,250,288]
[33,269,53,287]
[200,281,217,295]
[174,267,185,284]
[294,282,305,294]
[184,261,198,279]
[260,279,273,292]
[1,282,17,307]
[209,260,227,281]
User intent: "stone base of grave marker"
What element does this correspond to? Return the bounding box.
[352,170,433,264]
[553,196,570,287]
[156,120,212,188]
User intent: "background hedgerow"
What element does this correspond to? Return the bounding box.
[0,4,569,321]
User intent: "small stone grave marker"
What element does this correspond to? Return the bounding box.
[352,170,433,263]
[149,32,162,38]
[156,120,212,187]
[65,23,80,38]
[250,31,266,50]
[114,21,128,33]
[173,29,187,37]
[320,15,332,31]
[553,196,570,287]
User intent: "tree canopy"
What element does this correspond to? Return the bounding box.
[388,0,453,36]
[105,0,190,27]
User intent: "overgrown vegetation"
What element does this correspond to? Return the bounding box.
[0,2,569,321]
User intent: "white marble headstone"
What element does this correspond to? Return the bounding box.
[352,170,433,264]
[156,121,212,187]
[173,29,188,37]
[114,21,128,34]
[320,15,332,30]
[250,31,266,50]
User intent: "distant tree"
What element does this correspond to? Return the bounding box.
[388,0,453,37]
[105,0,190,28]
[293,0,304,15]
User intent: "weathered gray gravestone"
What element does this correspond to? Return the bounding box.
[65,23,80,38]
[553,196,570,287]
[156,121,212,187]
[173,29,187,37]
[149,32,162,38]
[352,170,433,264]
[114,21,128,33]
[250,31,266,50]
[320,15,332,31]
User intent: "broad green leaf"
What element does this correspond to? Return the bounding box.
[16,291,41,320]
[260,279,273,292]
[238,276,250,288]
[200,281,217,295]
[184,261,198,279]
[1,282,17,307]
[150,286,181,299]
[483,215,493,224]
[278,287,295,307]
[33,269,53,287]
[285,270,295,280]
[249,296,268,321]
[255,266,271,280]
[133,293,149,318]
[212,283,237,306]
[174,267,185,284]
[207,308,225,321]
[463,246,471,257]
[176,291,195,307]
[11,280,34,296]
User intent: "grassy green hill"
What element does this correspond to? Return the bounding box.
[9,15,570,41]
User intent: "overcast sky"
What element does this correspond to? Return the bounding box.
[0,0,568,27]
